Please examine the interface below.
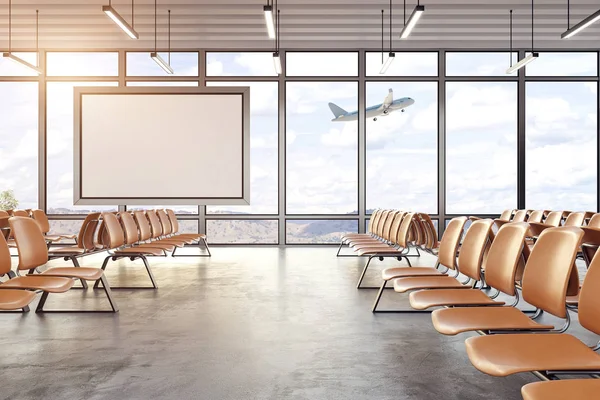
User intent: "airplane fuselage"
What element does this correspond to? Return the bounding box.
[332,97,415,122]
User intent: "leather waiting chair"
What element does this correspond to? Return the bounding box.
[131,211,177,252]
[146,210,188,248]
[465,234,600,381]
[433,226,583,336]
[8,216,117,312]
[165,209,211,257]
[0,232,41,312]
[338,210,383,256]
[346,210,394,248]
[31,209,77,243]
[371,217,467,311]
[521,379,600,400]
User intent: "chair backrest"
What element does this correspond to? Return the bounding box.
[375,210,392,238]
[166,209,180,234]
[100,212,126,249]
[76,212,101,251]
[437,217,468,270]
[12,210,29,218]
[146,210,164,238]
[544,211,563,226]
[394,212,414,248]
[512,210,528,223]
[420,214,439,250]
[0,231,12,275]
[578,249,600,335]
[0,210,9,218]
[367,210,380,234]
[156,210,173,235]
[8,216,49,271]
[382,211,400,241]
[588,214,600,228]
[133,211,153,241]
[499,209,513,221]
[563,211,585,227]
[31,209,51,234]
[485,222,529,296]
[370,210,385,237]
[527,210,544,223]
[386,212,405,242]
[521,226,584,319]
[118,212,140,245]
[456,219,494,281]
[581,227,600,267]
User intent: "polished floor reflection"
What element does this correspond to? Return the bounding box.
[1,247,583,400]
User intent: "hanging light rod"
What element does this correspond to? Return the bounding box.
[400,1,425,39]
[103,0,139,39]
[3,2,42,74]
[380,0,395,74]
[273,9,281,74]
[150,2,173,74]
[562,9,600,39]
[263,1,276,39]
[507,0,538,74]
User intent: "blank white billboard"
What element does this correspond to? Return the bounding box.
[73,86,250,205]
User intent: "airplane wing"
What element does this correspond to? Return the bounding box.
[378,88,393,111]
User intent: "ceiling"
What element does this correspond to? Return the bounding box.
[0,0,599,50]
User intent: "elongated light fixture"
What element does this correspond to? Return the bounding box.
[380,0,395,74]
[507,0,538,74]
[264,1,275,39]
[3,2,42,74]
[273,8,282,74]
[399,0,425,39]
[562,0,600,39]
[150,2,173,74]
[103,0,139,39]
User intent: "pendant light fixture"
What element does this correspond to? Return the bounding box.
[272,3,282,75]
[507,0,538,74]
[263,0,276,39]
[3,1,42,74]
[399,0,425,39]
[103,0,139,39]
[562,0,600,39]
[380,0,395,74]
[507,9,515,73]
[150,2,174,74]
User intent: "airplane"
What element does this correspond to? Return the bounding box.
[328,88,415,122]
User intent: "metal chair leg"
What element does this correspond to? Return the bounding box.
[356,256,375,289]
[372,280,387,312]
[93,256,112,289]
[99,275,119,312]
[202,237,212,257]
[69,256,88,289]
[35,292,49,313]
[141,256,158,289]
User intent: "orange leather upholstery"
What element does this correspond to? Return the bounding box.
[521,380,600,400]
[0,290,37,310]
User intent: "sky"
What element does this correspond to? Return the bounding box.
[0,51,598,226]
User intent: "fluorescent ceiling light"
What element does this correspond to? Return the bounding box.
[562,9,600,39]
[2,52,41,74]
[506,52,538,74]
[150,52,174,74]
[103,5,139,39]
[400,5,425,39]
[264,5,276,39]
[273,52,282,75]
[380,52,395,74]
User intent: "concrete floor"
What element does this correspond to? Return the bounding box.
[0,247,589,400]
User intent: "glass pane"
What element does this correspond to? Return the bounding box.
[46,52,118,76]
[46,81,118,214]
[179,220,198,234]
[0,52,39,76]
[206,52,277,77]
[126,52,198,76]
[446,52,518,76]
[126,205,198,215]
[526,82,597,210]
[286,220,358,244]
[366,82,437,213]
[286,52,358,76]
[446,82,518,214]
[0,82,38,210]
[206,82,278,214]
[48,220,82,244]
[286,82,358,214]
[207,220,278,244]
[526,52,598,76]
[366,52,437,76]
[126,81,198,86]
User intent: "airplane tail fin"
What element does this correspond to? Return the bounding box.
[328,102,347,118]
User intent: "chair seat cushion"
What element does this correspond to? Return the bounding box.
[382,267,443,281]
[40,267,103,281]
[114,247,165,256]
[522,379,600,400]
[0,289,37,310]
[137,243,175,252]
[409,289,504,310]
[350,239,385,247]
[48,246,86,255]
[156,239,186,247]
[0,276,74,293]
[357,246,401,256]
[466,333,600,377]
[171,236,195,244]
[177,234,206,239]
[432,306,554,336]
[392,276,466,293]
[44,235,63,242]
